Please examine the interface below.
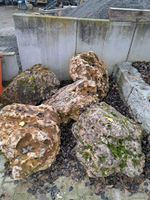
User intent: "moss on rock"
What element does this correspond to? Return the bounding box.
[0,64,60,106]
[72,102,145,178]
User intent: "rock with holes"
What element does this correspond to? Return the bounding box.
[44,79,98,123]
[0,64,60,106]
[69,51,109,99]
[0,104,60,180]
[72,102,145,178]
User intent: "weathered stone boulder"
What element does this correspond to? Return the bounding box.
[0,64,60,106]
[44,79,98,123]
[69,51,109,99]
[0,104,60,180]
[72,102,145,178]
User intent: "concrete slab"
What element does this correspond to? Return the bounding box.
[128,23,150,61]
[0,175,149,200]
[76,19,109,64]
[2,53,19,81]
[76,19,135,74]
[114,62,150,134]
[102,21,135,73]
[0,154,148,200]
[14,14,77,80]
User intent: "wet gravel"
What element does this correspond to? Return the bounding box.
[24,77,150,196]
[132,61,150,85]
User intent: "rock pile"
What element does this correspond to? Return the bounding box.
[72,102,145,178]
[0,104,60,179]
[0,52,145,180]
[0,64,60,106]
[44,51,108,123]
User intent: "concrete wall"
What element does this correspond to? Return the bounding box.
[2,53,19,81]
[0,52,19,81]
[13,14,150,80]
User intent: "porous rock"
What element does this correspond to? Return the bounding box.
[0,64,60,106]
[0,104,60,180]
[69,51,109,99]
[72,102,145,178]
[44,79,98,123]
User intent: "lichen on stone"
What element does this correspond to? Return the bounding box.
[0,64,60,106]
[72,102,145,178]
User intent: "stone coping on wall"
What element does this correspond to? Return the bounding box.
[13,12,150,24]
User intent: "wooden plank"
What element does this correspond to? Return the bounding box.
[109,7,150,22]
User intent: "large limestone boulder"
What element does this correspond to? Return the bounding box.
[1,64,60,106]
[69,51,109,99]
[44,79,98,123]
[0,104,60,180]
[72,102,145,178]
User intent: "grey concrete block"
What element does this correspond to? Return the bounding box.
[76,19,135,74]
[128,87,150,133]
[14,14,77,80]
[128,23,150,61]
[2,53,19,81]
[114,62,150,134]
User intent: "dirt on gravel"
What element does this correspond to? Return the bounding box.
[132,61,150,86]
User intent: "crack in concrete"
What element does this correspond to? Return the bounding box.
[74,20,78,56]
[126,22,137,61]
[127,86,134,103]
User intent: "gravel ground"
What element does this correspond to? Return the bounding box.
[63,0,150,19]
[11,77,148,197]
[132,61,150,85]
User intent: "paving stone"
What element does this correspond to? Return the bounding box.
[0,175,149,199]
[1,178,36,200]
